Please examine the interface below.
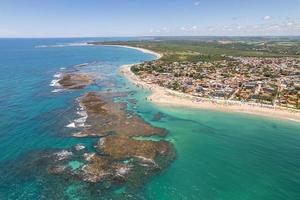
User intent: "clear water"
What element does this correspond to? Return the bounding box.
[68,161,84,170]
[0,38,299,199]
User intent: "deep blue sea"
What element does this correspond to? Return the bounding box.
[0,38,300,200]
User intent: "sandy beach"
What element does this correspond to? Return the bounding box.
[110,45,300,123]
[101,44,163,60]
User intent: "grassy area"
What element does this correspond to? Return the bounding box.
[91,37,300,62]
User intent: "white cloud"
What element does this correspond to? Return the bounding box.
[263,15,271,20]
[268,25,280,30]
[194,1,200,6]
[148,17,300,36]
[162,27,169,32]
[0,28,20,37]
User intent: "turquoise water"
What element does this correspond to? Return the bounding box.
[0,38,300,199]
[68,161,84,170]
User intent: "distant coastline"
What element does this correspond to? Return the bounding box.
[100,44,163,60]
[92,44,300,123]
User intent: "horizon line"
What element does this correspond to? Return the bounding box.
[0,35,300,39]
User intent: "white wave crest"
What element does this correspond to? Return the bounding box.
[66,122,76,128]
[50,79,61,87]
[50,72,63,91]
[53,73,62,78]
[74,63,90,67]
[51,89,64,93]
[66,104,89,128]
[35,42,93,48]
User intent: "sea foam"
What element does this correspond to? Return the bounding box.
[66,104,89,128]
[50,72,64,92]
[50,79,60,87]
[35,42,93,48]
[50,73,62,87]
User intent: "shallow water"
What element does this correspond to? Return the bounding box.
[0,38,299,199]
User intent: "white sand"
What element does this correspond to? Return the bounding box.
[101,45,162,59]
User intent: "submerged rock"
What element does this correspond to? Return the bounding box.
[152,112,164,121]
[127,98,138,105]
[74,144,86,151]
[54,150,73,161]
[48,165,66,175]
[97,136,173,163]
[80,155,130,183]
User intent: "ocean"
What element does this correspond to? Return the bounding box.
[0,38,299,200]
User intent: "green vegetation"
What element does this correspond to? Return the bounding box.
[91,37,300,109]
[92,37,300,62]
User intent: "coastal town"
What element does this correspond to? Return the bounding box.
[131,56,300,109]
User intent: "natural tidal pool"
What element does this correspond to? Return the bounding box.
[0,38,299,200]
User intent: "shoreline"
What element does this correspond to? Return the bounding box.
[116,46,300,123]
[100,44,163,60]
[120,64,300,123]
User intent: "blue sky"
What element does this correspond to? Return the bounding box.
[0,0,299,37]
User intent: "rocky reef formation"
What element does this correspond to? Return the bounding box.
[47,60,177,196]
[72,92,166,137]
[46,91,176,193]
[0,62,175,198]
[97,135,172,163]
[58,73,93,90]
[45,140,175,194]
